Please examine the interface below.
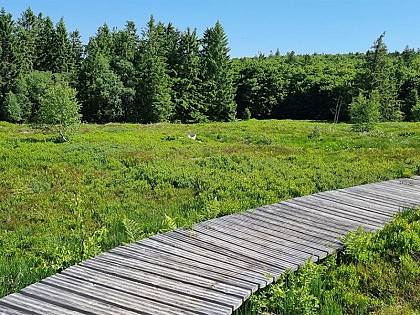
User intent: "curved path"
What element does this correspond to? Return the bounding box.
[1,177,420,315]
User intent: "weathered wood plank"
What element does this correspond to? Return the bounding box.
[366,182,420,199]
[336,189,408,209]
[26,279,198,315]
[253,206,350,238]
[210,210,342,245]
[383,180,420,194]
[151,231,285,276]
[191,224,307,267]
[316,191,398,216]
[109,244,261,292]
[76,261,238,314]
[88,253,246,307]
[172,229,301,271]
[345,186,420,206]
[197,216,334,256]
[282,199,382,230]
[299,195,391,223]
[0,304,30,315]
[59,266,231,315]
[125,240,269,287]
[0,293,86,315]
[46,273,226,315]
[265,204,359,234]
[241,209,344,242]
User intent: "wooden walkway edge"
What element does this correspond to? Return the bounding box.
[1,177,420,315]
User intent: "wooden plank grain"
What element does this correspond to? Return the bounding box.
[241,209,343,242]
[126,240,269,287]
[151,231,284,276]
[195,217,332,258]
[191,224,306,267]
[345,186,420,206]
[59,267,230,315]
[251,206,349,239]
[282,199,382,231]
[0,293,85,315]
[110,244,261,292]
[264,204,358,234]
[213,211,343,247]
[366,182,420,200]
[300,195,391,223]
[317,191,398,216]
[86,253,245,308]
[0,304,31,315]
[45,273,226,315]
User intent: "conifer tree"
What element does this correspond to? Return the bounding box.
[111,21,138,120]
[172,27,206,123]
[135,16,173,123]
[0,8,21,117]
[200,21,236,121]
[17,7,37,72]
[69,29,84,68]
[79,47,125,123]
[35,15,56,71]
[364,33,403,121]
[52,18,74,73]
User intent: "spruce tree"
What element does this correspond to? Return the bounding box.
[79,46,125,123]
[0,8,21,119]
[172,27,206,123]
[35,15,55,71]
[52,18,74,73]
[69,29,84,68]
[111,21,138,121]
[17,7,37,72]
[200,21,236,121]
[135,16,172,123]
[365,33,403,121]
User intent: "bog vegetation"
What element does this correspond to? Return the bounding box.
[0,120,420,299]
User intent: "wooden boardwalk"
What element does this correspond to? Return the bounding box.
[1,177,420,315]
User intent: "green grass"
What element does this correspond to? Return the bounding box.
[235,207,420,315]
[0,120,419,297]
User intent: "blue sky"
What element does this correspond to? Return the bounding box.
[2,0,419,57]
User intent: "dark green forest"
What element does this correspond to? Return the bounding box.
[1,7,420,125]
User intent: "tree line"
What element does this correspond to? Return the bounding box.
[1,7,420,127]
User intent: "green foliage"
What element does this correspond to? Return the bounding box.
[201,21,237,121]
[135,16,173,123]
[0,120,419,298]
[32,80,81,141]
[0,8,22,107]
[412,101,420,122]
[248,262,325,315]
[363,33,403,122]
[172,27,206,123]
[1,92,22,122]
[79,50,125,122]
[350,90,380,131]
[122,217,145,243]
